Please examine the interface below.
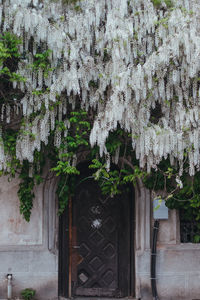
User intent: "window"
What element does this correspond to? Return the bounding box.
[180,210,200,243]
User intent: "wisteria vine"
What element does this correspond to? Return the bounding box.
[1,0,200,220]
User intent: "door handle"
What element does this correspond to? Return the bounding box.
[72,246,80,249]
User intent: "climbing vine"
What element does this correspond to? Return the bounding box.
[0,0,200,224]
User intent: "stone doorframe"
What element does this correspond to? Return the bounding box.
[134,179,151,299]
[44,166,151,300]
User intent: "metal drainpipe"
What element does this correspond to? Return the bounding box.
[151,220,160,300]
[7,274,12,299]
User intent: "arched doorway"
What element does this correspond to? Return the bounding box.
[59,162,135,298]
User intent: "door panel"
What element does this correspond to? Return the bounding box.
[72,173,131,297]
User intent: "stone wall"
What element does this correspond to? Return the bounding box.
[0,175,58,300]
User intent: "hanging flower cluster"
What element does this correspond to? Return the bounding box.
[0,0,200,175]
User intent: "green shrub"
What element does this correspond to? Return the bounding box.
[21,288,36,300]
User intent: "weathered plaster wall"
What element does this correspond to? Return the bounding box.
[0,176,42,246]
[155,211,200,300]
[1,173,200,300]
[0,174,58,300]
[135,186,200,300]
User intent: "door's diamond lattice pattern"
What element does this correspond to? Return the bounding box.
[89,230,104,245]
[102,270,114,286]
[103,243,115,258]
[78,271,89,284]
[79,243,91,258]
[72,175,128,297]
[103,216,116,233]
[89,256,103,271]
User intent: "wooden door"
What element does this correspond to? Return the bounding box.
[70,167,133,297]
